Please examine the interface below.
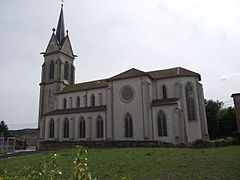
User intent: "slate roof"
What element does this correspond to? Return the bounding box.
[152,98,178,106]
[58,79,108,94]
[109,68,150,81]
[45,106,106,116]
[231,93,240,97]
[109,67,200,81]
[148,67,201,80]
[58,67,200,94]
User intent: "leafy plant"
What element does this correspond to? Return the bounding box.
[0,146,95,180]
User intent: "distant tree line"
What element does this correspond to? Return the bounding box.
[205,99,237,139]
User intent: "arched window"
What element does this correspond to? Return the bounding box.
[49,119,54,138]
[69,97,72,108]
[49,61,54,79]
[63,98,67,109]
[70,65,74,84]
[64,61,69,80]
[174,83,180,98]
[90,94,95,107]
[158,110,167,136]
[99,93,102,106]
[79,116,85,138]
[96,115,104,138]
[83,95,87,107]
[48,89,52,99]
[125,113,133,137]
[162,85,167,99]
[185,82,196,120]
[63,118,69,138]
[76,96,80,108]
[48,89,52,104]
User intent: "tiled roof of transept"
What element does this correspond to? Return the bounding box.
[59,79,108,94]
[58,67,200,94]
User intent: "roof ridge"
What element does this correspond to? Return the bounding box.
[73,79,107,86]
[147,67,178,73]
[109,67,146,80]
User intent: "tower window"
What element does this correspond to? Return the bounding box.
[70,65,74,84]
[64,61,69,80]
[162,85,167,99]
[69,97,72,108]
[125,113,133,137]
[48,89,52,102]
[99,93,102,106]
[49,61,54,80]
[158,110,167,136]
[96,115,104,138]
[63,98,67,109]
[79,116,85,138]
[76,96,80,108]
[83,95,87,107]
[63,118,69,138]
[90,94,95,107]
[49,119,54,138]
[185,82,196,120]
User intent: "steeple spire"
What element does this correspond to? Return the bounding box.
[56,4,65,45]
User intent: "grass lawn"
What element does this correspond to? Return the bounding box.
[0,146,240,180]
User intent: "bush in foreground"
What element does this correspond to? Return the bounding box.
[189,137,240,149]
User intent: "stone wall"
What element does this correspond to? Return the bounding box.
[38,140,178,151]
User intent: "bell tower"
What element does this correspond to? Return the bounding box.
[38,5,76,138]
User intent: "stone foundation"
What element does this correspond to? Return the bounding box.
[38,140,181,150]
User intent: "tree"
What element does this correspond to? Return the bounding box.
[218,107,237,137]
[205,99,222,139]
[205,99,237,139]
[0,120,8,138]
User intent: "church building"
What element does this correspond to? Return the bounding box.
[38,5,209,147]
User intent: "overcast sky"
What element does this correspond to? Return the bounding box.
[0,0,239,130]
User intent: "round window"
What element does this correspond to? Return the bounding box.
[120,85,135,103]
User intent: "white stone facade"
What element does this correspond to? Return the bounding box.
[38,6,209,145]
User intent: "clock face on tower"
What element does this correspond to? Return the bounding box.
[120,85,135,103]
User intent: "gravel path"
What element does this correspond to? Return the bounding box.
[0,151,39,159]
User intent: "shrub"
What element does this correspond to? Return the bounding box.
[189,137,240,149]
[189,139,215,149]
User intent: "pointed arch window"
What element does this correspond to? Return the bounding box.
[83,95,87,107]
[76,96,80,108]
[99,93,102,106]
[70,65,74,84]
[48,89,52,99]
[125,113,133,137]
[90,94,95,107]
[162,85,167,99]
[48,89,52,104]
[49,119,54,138]
[158,110,167,136]
[63,118,69,138]
[174,83,180,98]
[185,82,196,120]
[96,115,104,138]
[79,117,85,138]
[49,61,54,80]
[63,98,67,109]
[64,61,69,80]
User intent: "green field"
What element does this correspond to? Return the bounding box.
[1,146,240,180]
